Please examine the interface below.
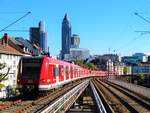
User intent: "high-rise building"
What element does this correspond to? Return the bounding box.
[40,32,47,52]
[39,21,45,32]
[71,34,80,48]
[39,21,48,52]
[29,21,48,53]
[61,14,72,59]
[30,27,40,46]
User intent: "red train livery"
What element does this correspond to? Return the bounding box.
[17,56,107,94]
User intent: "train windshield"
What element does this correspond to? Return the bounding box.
[21,57,43,80]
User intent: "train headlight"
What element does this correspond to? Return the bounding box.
[41,79,47,82]
[47,79,51,82]
[40,79,51,82]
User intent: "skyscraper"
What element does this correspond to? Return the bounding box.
[30,21,48,53]
[30,27,40,46]
[39,21,48,53]
[40,32,47,53]
[61,14,72,59]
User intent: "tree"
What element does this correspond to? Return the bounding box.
[0,63,10,90]
[123,67,128,75]
[138,73,145,84]
[86,63,97,70]
[74,60,97,70]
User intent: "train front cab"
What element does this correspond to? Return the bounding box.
[17,56,44,97]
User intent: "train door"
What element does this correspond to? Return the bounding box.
[63,65,66,81]
[49,64,56,84]
[55,64,59,83]
[70,66,73,79]
[75,68,77,78]
[72,67,75,79]
[77,68,79,78]
[68,66,71,80]
[59,65,64,82]
[79,69,81,78]
[66,66,69,80]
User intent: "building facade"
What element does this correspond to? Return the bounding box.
[39,21,48,53]
[30,21,48,53]
[132,63,150,75]
[61,14,72,59]
[15,37,40,55]
[115,63,132,75]
[71,34,80,48]
[40,32,47,53]
[0,34,24,98]
[64,48,90,61]
[30,27,40,46]
[121,53,147,66]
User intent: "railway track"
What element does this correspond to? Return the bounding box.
[93,78,150,113]
[0,80,85,113]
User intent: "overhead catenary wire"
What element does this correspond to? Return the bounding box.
[2,30,29,32]
[134,12,150,24]
[134,12,150,35]
[0,12,31,32]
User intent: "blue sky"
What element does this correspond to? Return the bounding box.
[0,0,150,56]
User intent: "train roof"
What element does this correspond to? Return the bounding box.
[21,55,87,69]
[22,56,43,59]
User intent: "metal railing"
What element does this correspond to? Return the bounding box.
[90,81,107,113]
[41,80,89,113]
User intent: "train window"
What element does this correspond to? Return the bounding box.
[22,67,41,80]
[49,65,54,75]
[63,69,66,76]
[75,69,77,74]
[54,67,59,76]
[72,68,74,75]
[66,69,70,75]
[59,65,65,76]
[61,68,65,76]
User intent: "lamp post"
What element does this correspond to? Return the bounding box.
[107,59,111,80]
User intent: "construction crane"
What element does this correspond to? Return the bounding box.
[0,11,31,32]
[134,12,150,35]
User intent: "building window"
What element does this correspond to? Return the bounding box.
[10,55,12,60]
[13,70,16,75]
[13,80,16,85]
[0,54,1,59]
[7,55,9,59]
[10,65,12,70]
[13,61,16,67]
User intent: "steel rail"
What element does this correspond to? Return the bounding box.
[90,81,107,113]
[41,80,89,113]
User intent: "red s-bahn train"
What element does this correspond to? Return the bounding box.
[17,56,107,94]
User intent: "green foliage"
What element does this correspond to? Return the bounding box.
[86,63,97,70]
[0,63,10,90]
[0,84,5,90]
[123,67,126,74]
[74,60,97,70]
[138,73,145,82]
[123,67,130,75]
[0,63,6,70]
